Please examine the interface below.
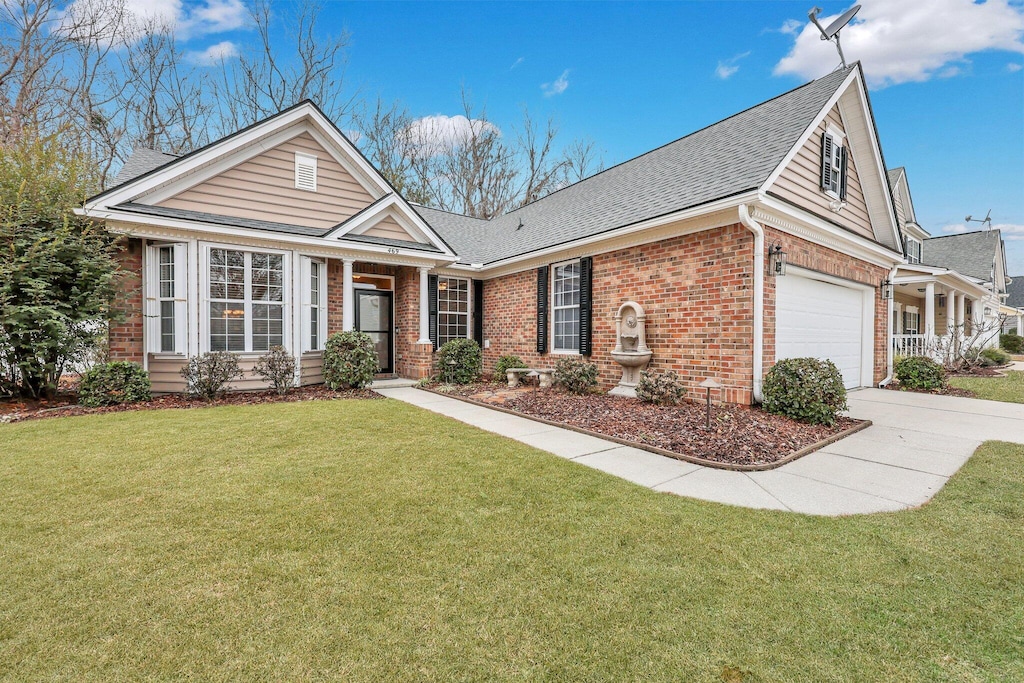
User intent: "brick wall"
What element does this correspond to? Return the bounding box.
[109,238,144,363]
[481,223,889,405]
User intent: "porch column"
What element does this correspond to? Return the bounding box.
[342,258,355,332]
[924,282,935,340]
[955,292,965,330]
[972,298,984,331]
[417,266,431,344]
[946,291,956,336]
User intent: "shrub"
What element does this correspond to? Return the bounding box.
[180,351,243,400]
[436,338,482,385]
[554,356,599,395]
[78,361,151,407]
[1000,332,1023,354]
[253,346,297,395]
[494,354,528,381]
[893,356,945,391]
[323,331,378,390]
[979,347,1011,367]
[636,369,687,406]
[762,357,847,426]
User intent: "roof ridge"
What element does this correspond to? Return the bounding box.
[925,230,998,241]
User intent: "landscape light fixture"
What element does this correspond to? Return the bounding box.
[698,378,723,430]
[768,243,788,276]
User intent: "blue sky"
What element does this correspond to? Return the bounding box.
[128,0,1024,274]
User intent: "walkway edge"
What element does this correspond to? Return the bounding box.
[416,387,872,472]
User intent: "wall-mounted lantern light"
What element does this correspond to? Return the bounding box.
[767,243,787,277]
[881,279,894,300]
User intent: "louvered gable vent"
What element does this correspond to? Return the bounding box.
[295,152,317,191]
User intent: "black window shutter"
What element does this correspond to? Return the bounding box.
[838,145,848,200]
[578,257,593,356]
[472,279,484,345]
[428,274,438,350]
[820,132,833,191]
[536,266,549,354]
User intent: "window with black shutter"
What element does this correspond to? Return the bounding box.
[473,279,484,345]
[820,131,847,198]
[536,267,548,353]
[578,256,593,356]
[427,274,438,350]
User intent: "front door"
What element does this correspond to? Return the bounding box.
[355,289,393,374]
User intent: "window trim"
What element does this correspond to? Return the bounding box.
[300,256,328,353]
[822,126,846,199]
[199,242,291,354]
[435,276,471,348]
[550,258,582,355]
[145,242,187,355]
[294,152,318,192]
[905,237,922,265]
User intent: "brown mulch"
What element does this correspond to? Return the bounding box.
[0,384,382,424]
[432,382,860,467]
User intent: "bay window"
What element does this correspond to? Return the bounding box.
[436,276,469,347]
[207,247,287,352]
[552,260,581,352]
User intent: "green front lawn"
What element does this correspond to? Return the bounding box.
[950,370,1024,404]
[1,401,1022,681]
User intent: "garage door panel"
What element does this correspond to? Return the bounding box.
[775,274,869,389]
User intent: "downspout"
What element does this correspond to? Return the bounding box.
[878,264,899,387]
[737,204,764,403]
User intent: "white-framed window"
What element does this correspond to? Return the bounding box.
[146,242,187,354]
[822,128,847,198]
[205,246,288,352]
[905,237,922,264]
[903,307,920,335]
[437,276,469,347]
[552,260,581,353]
[301,256,328,352]
[295,152,317,191]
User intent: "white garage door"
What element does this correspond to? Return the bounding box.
[775,273,872,389]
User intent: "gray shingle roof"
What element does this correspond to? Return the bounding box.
[114,148,179,185]
[886,166,904,189]
[922,230,1001,281]
[417,66,855,265]
[1006,274,1024,308]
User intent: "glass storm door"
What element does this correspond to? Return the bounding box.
[355,289,393,374]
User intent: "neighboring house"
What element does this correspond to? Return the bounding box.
[1005,276,1024,334]
[888,166,1012,355]
[77,63,905,404]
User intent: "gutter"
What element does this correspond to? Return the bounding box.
[738,204,765,404]
[878,264,899,388]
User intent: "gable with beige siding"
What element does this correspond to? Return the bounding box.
[155,132,377,230]
[768,104,874,241]
[356,214,427,244]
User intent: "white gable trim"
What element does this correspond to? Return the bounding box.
[323,196,454,255]
[759,68,901,252]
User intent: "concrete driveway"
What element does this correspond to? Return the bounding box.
[375,386,1024,516]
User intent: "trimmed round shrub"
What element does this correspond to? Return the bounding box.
[893,355,945,390]
[636,369,687,406]
[554,356,599,395]
[254,346,297,395]
[494,354,528,381]
[324,331,378,390]
[437,338,482,385]
[78,361,151,407]
[979,347,1011,367]
[762,357,847,426]
[999,332,1022,354]
[180,351,243,400]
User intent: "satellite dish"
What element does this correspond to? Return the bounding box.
[808,4,861,68]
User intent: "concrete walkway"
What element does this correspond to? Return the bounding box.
[374,387,1024,516]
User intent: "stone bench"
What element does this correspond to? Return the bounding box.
[506,367,555,389]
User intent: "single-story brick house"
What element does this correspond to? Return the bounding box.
[77,63,906,404]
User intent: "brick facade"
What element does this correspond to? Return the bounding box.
[481,223,888,405]
[109,238,144,363]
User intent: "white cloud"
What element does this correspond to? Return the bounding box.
[542,69,570,97]
[185,40,239,65]
[509,57,524,71]
[187,0,247,34]
[1008,62,1024,72]
[940,222,1024,240]
[779,19,803,36]
[774,0,1024,88]
[405,115,501,155]
[62,0,247,43]
[715,51,751,79]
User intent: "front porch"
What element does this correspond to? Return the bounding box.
[891,269,995,359]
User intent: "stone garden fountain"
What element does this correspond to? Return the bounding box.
[609,301,653,397]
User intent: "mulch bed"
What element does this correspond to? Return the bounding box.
[883,383,977,398]
[432,382,862,468]
[0,385,381,424]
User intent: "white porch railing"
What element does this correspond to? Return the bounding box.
[892,334,953,359]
